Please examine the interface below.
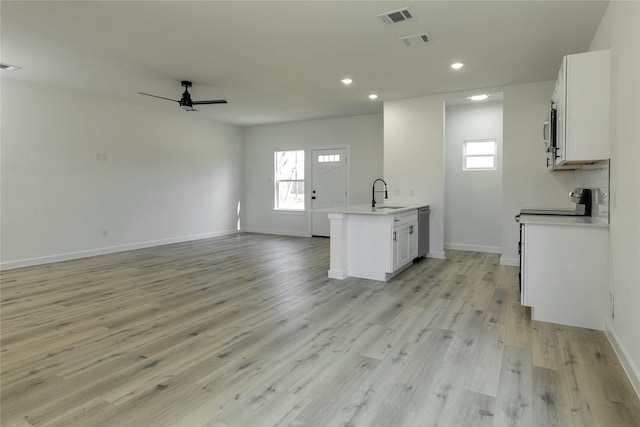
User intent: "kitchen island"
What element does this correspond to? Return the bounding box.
[318,204,429,281]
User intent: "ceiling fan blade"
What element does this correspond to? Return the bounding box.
[138,92,179,103]
[192,99,228,105]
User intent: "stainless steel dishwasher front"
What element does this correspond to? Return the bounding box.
[418,206,430,258]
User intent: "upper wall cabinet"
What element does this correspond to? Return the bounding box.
[551,50,610,170]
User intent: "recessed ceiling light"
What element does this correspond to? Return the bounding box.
[0,63,22,71]
[341,78,353,85]
[468,94,489,101]
[368,94,378,100]
[450,62,464,70]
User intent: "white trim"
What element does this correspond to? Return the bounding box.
[241,227,310,238]
[328,269,349,280]
[444,243,502,253]
[427,250,446,259]
[0,230,238,270]
[605,320,640,399]
[500,256,520,266]
[463,138,498,171]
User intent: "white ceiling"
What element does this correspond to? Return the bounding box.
[1,1,608,126]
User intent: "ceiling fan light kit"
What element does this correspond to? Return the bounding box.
[138,80,227,112]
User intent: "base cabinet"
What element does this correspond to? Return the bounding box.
[392,218,418,272]
[520,223,608,330]
[328,209,419,281]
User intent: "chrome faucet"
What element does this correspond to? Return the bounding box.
[371,178,388,207]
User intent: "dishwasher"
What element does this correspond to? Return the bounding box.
[417,206,430,258]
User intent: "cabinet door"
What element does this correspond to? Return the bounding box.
[409,222,418,259]
[392,222,417,272]
[392,227,402,272]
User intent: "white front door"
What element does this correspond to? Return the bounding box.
[311,148,348,237]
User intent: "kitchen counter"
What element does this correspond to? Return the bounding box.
[519,214,609,227]
[316,203,429,215]
[321,204,429,281]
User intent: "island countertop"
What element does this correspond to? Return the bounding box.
[315,203,429,216]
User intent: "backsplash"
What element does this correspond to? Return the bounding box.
[575,161,610,223]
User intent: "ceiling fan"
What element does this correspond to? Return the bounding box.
[138,80,227,111]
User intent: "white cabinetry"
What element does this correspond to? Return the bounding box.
[520,222,608,330]
[327,208,420,281]
[551,49,610,170]
[392,212,419,272]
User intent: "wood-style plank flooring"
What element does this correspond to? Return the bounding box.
[1,233,639,426]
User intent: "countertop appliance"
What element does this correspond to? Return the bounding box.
[516,188,592,222]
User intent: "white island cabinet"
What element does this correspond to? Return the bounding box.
[322,205,425,281]
[520,215,609,330]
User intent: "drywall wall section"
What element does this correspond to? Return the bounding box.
[500,80,576,265]
[589,0,640,396]
[384,82,576,263]
[1,78,244,269]
[445,101,503,253]
[384,95,446,259]
[242,114,383,236]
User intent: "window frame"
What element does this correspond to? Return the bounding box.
[274,150,305,211]
[462,139,497,171]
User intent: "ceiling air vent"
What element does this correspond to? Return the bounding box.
[378,8,414,25]
[401,33,430,47]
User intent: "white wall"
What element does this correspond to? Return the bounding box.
[589,0,640,395]
[445,101,503,253]
[384,84,575,262]
[500,80,576,265]
[384,96,446,258]
[1,78,244,269]
[243,114,383,236]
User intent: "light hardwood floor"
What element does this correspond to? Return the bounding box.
[1,233,639,426]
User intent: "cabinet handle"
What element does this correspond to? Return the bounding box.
[409,225,414,234]
[393,231,396,242]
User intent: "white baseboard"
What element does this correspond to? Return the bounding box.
[500,257,520,266]
[0,230,238,270]
[604,320,640,399]
[241,227,310,238]
[445,243,502,253]
[328,269,348,280]
[427,251,446,259]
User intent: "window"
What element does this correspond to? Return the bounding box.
[463,139,497,170]
[317,154,341,163]
[274,150,305,210]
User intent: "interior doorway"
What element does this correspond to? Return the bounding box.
[311,148,348,237]
[444,94,504,253]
